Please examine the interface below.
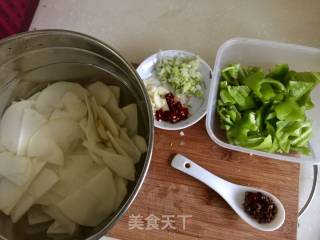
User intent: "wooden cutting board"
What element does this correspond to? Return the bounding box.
[108,119,299,240]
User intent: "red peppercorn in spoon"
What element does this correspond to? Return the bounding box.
[171,154,285,231]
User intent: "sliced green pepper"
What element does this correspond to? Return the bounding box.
[217,63,318,155]
[274,98,305,121]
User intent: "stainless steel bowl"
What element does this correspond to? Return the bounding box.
[0,30,154,240]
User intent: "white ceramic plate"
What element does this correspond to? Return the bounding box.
[137,50,212,130]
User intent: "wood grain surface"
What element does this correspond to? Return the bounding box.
[108,119,299,240]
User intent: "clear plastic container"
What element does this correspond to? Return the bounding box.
[206,38,320,164]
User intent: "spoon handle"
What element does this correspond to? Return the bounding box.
[171,154,235,198]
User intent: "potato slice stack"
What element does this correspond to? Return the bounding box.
[0,81,147,235]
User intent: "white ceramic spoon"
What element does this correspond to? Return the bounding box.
[171,154,285,231]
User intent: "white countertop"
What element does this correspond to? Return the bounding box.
[30,0,320,239]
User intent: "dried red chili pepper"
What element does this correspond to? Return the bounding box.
[155,92,189,123]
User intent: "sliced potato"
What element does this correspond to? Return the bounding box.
[87,81,112,106]
[82,141,103,165]
[96,121,108,141]
[119,129,141,163]
[51,154,100,198]
[28,119,84,165]
[97,106,119,137]
[28,92,40,101]
[89,96,99,121]
[30,118,84,153]
[119,128,131,144]
[121,104,138,137]
[18,108,47,156]
[109,85,120,104]
[36,191,63,206]
[58,168,116,227]
[52,165,102,199]
[113,175,127,210]
[11,168,59,223]
[116,138,141,164]
[79,118,88,135]
[50,93,87,122]
[11,194,33,223]
[94,145,135,181]
[62,92,87,121]
[27,169,59,199]
[28,138,64,166]
[106,131,128,157]
[106,141,113,148]
[50,110,72,121]
[36,82,88,117]
[0,81,143,235]
[0,152,31,185]
[89,82,126,124]
[28,206,52,225]
[59,154,94,178]
[105,97,126,125]
[1,100,33,153]
[42,205,78,235]
[85,97,100,146]
[81,97,102,165]
[47,221,67,234]
[0,158,45,213]
[0,138,6,152]
[132,135,148,154]
[104,146,116,153]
